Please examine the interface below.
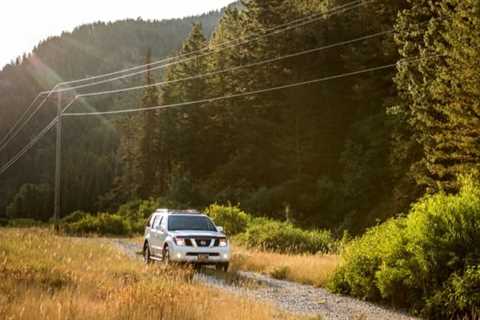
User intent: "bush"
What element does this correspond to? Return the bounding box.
[8,218,44,228]
[205,204,250,235]
[60,211,89,224]
[329,175,480,318]
[238,218,333,254]
[62,213,131,236]
[424,265,480,320]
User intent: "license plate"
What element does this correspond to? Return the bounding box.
[198,254,209,261]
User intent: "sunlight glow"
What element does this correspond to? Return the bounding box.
[0,0,233,68]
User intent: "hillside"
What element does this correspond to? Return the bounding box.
[2,0,479,237]
[0,10,224,214]
[0,1,415,230]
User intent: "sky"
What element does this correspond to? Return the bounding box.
[0,0,233,68]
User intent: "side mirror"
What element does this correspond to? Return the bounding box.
[217,226,224,233]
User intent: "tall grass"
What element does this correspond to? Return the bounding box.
[0,228,303,320]
[231,245,339,287]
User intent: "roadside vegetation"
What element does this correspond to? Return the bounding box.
[231,246,338,288]
[328,176,480,319]
[0,228,305,320]
[57,202,337,256]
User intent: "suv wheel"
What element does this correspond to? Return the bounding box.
[144,243,152,264]
[216,263,229,272]
[162,245,170,264]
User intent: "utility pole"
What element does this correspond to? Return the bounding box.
[54,91,62,230]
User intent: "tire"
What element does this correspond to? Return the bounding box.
[144,243,152,264]
[162,245,170,265]
[216,263,229,272]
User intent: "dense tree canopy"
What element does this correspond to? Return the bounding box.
[1,0,479,235]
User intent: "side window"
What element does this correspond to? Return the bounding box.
[153,216,163,230]
[147,215,155,227]
[161,216,168,230]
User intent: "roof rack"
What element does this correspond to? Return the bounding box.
[170,209,201,214]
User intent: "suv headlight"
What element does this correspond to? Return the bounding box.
[219,238,228,247]
[174,237,185,246]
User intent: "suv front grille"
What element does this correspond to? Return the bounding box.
[178,237,224,247]
[194,238,212,247]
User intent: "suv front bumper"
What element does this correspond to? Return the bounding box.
[169,245,230,264]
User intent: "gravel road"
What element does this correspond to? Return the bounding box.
[112,238,417,320]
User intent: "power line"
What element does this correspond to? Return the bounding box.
[0,95,42,147]
[0,55,439,178]
[0,89,53,146]
[0,27,395,171]
[50,0,372,94]
[0,118,58,177]
[0,0,372,152]
[71,29,393,102]
[0,97,76,155]
[63,57,428,117]
[0,85,61,152]
[47,0,366,90]
[0,93,75,155]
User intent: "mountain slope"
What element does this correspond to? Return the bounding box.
[0,10,225,215]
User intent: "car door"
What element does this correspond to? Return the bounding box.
[150,215,163,256]
[158,215,168,245]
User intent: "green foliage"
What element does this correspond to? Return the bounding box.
[238,217,333,254]
[60,211,90,224]
[329,175,480,318]
[204,204,250,235]
[117,199,159,219]
[7,219,44,228]
[395,0,480,191]
[424,265,480,320]
[62,213,131,236]
[6,184,52,221]
[0,12,223,216]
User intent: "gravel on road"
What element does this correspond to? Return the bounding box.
[112,238,417,320]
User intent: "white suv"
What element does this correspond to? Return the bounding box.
[143,209,230,271]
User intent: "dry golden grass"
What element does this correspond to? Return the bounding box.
[0,228,305,320]
[230,245,339,287]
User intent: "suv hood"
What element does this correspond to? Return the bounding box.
[170,230,224,238]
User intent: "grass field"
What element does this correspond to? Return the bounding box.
[126,236,339,288]
[230,245,339,287]
[0,228,306,320]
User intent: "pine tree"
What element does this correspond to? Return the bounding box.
[138,49,160,198]
[161,24,211,183]
[395,0,480,191]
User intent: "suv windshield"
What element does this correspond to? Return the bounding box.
[168,215,217,231]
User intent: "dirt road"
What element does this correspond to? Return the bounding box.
[112,238,417,320]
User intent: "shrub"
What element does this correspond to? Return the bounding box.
[424,265,480,320]
[7,218,44,228]
[238,218,333,254]
[204,204,250,235]
[62,213,131,236]
[329,175,480,318]
[128,217,147,234]
[60,210,89,224]
[117,199,143,218]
